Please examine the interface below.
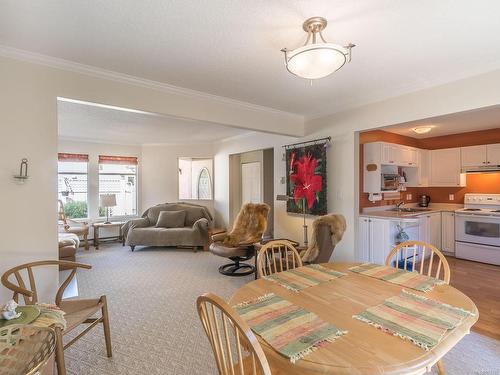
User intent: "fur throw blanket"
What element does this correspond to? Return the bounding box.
[300,214,346,263]
[223,203,270,247]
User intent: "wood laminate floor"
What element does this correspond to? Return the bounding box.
[445,256,500,340]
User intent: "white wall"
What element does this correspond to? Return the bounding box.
[58,139,142,220]
[141,143,215,215]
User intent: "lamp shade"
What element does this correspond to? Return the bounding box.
[100,194,117,208]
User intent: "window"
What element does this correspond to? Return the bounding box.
[58,153,89,219]
[178,158,213,200]
[98,155,138,217]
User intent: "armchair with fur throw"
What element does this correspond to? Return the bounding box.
[210,203,270,276]
[300,214,346,263]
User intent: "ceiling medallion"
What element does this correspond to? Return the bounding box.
[281,17,355,80]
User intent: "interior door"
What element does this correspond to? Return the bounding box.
[241,162,262,204]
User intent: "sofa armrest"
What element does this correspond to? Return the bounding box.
[192,218,209,232]
[122,217,150,238]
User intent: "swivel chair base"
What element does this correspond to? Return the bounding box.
[218,256,255,276]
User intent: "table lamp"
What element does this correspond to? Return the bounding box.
[100,194,117,224]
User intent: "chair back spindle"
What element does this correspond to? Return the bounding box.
[197,293,271,375]
[385,241,450,284]
[257,240,302,278]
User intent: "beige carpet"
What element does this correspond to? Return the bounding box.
[64,244,500,375]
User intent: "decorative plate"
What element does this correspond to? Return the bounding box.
[0,306,41,328]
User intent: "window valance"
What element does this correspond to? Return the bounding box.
[58,153,89,162]
[99,155,138,165]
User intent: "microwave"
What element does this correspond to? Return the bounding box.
[381,174,400,191]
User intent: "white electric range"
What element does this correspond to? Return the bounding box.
[455,193,500,265]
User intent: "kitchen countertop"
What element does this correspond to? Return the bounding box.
[360,203,463,220]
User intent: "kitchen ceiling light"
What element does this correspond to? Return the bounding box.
[412,126,434,134]
[281,17,355,80]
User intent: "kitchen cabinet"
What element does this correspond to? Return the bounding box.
[381,143,399,165]
[460,143,500,167]
[358,217,391,263]
[404,149,429,187]
[461,145,487,167]
[381,143,418,166]
[429,148,465,187]
[441,211,455,255]
[487,143,500,165]
[419,212,442,250]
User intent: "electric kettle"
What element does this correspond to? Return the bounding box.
[418,195,431,207]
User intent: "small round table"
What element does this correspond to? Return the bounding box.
[228,263,478,375]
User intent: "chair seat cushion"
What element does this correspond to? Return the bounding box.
[59,298,103,333]
[210,242,253,258]
[156,210,186,228]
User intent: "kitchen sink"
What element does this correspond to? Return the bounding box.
[389,207,432,213]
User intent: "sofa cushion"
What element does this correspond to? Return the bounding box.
[184,207,207,226]
[156,210,186,228]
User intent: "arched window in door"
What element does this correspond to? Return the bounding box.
[197,167,212,199]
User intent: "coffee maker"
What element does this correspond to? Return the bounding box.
[418,194,431,207]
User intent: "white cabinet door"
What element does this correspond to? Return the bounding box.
[399,147,418,167]
[461,145,487,167]
[441,212,455,255]
[382,143,398,165]
[429,148,464,186]
[418,216,430,243]
[487,143,500,165]
[405,149,429,187]
[358,217,371,262]
[370,218,391,265]
[428,212,442,250]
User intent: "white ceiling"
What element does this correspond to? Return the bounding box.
[2,1,500,118]
[383,105,500,138]
[57,99,251,145]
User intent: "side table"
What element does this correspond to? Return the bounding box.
[93,222,125,250]
[204,227,226,251]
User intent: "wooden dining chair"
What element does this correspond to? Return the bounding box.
[256,240,303,278]
[197,293,272,375]
[1,260,112,375]
[385,240,451,284]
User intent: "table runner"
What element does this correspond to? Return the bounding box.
[234,293,347,363]
[353,290,475,350]
[348,263,445,292]
[262,264,346,293]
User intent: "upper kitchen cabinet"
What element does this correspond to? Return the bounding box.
[365,142,418,167]
[461,143,500,168]
[404,149,429,187]
[429,148,466,187]
[461,145,487,167]
[486,143,500,165]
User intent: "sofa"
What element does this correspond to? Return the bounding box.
[122,202,213,251]
[59,232,80,270]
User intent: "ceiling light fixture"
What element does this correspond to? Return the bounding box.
[281,17,355,80]
[412,126,434,134]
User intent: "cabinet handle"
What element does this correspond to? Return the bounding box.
[389,161,394,163]
[487,161,491,164]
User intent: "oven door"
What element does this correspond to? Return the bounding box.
[455,213,500,247]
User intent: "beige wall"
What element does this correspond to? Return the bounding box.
[140,143,215,215]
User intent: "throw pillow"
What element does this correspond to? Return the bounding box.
[184,207,206,226]
[155,210,186,228]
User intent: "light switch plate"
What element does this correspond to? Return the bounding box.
[406,194,412,200]
[449,194,454,201]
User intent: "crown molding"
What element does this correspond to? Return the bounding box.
[0,44,304,122]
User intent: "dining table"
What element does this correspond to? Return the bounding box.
[228,262,479,375]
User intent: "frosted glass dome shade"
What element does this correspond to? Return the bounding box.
[285,43,348,80]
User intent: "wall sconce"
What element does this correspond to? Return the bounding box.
[13,158,29,183]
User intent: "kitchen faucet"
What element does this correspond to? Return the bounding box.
[396,201,405,210]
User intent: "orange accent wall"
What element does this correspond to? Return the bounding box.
[359,128,500,210]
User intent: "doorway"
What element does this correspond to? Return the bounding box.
[229,148,274,238]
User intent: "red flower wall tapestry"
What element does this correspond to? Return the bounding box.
[286,143,327,215]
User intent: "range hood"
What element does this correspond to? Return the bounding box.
[462,165,500,174]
